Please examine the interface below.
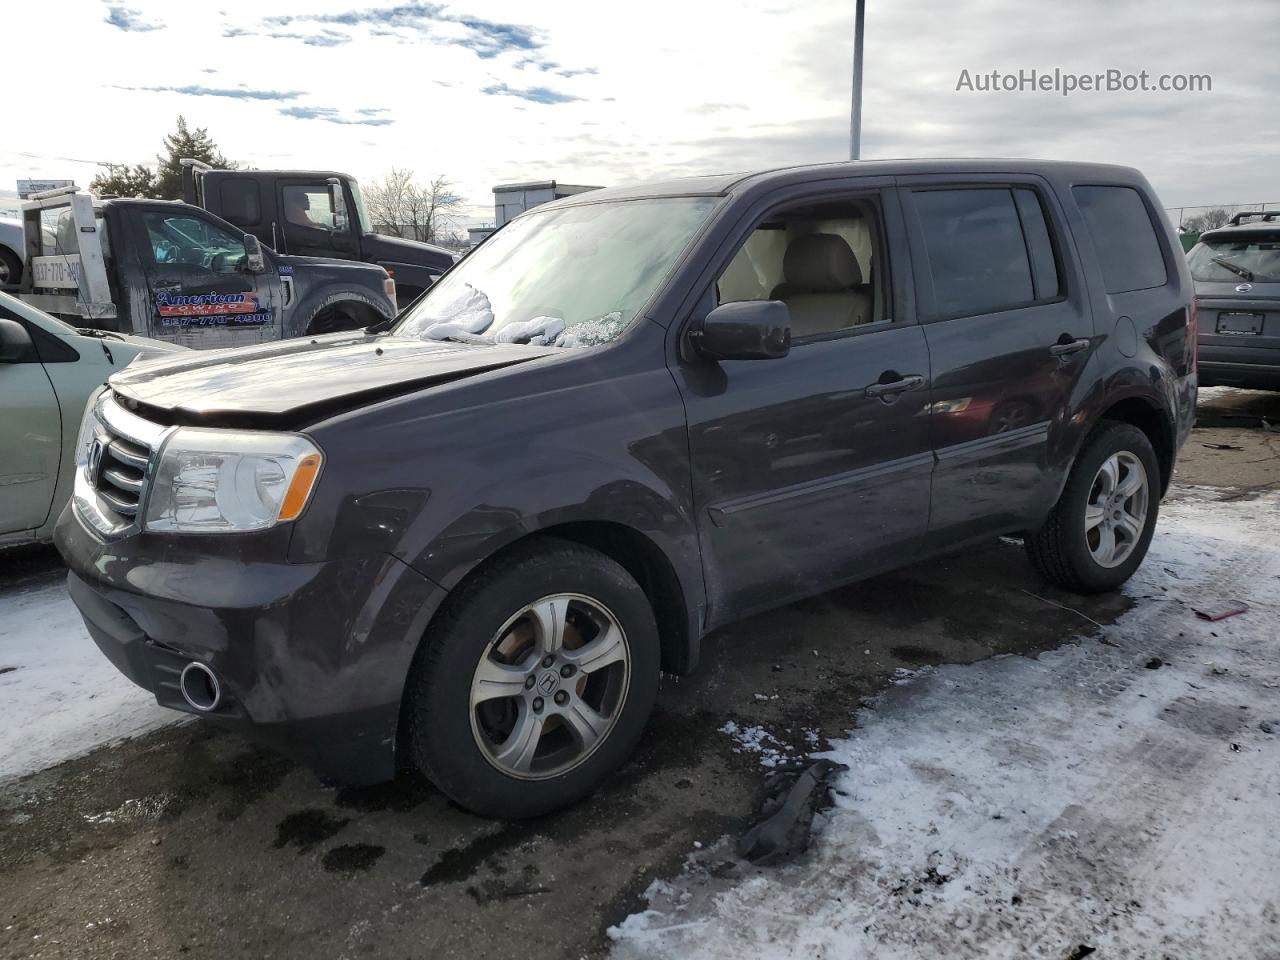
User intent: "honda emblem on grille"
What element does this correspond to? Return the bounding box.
[1236,283,1253,293]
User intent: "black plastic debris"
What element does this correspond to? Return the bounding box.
[1145,658,1163,670]
[736,759,848,865]
[1065,947,1097,960]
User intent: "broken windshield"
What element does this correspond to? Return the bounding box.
[393,196,720,346]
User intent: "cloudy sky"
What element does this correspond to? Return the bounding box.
[6,0,1278,224]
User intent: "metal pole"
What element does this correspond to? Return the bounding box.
[850,0,866,160]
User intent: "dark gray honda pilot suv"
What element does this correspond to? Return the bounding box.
[56,160,1197,817]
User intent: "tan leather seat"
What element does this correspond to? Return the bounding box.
[770,233,872,337]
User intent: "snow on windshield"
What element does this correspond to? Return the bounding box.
[395,197,720,347]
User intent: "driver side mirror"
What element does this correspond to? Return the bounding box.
[243,233,266,273]
[690,300,791,362]
[328,178,350,233]
[0,317,33,362]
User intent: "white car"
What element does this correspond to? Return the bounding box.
[0,291,188,547]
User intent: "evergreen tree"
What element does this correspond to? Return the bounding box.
[152,116,232,200]
[89,163,157,199]
[86,117,234,200]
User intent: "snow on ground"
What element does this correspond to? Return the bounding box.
[0,579,177,783]
[611,490,1280,959]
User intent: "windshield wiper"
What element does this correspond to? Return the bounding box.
[1211,256,1254,281]
[76,328,127,342]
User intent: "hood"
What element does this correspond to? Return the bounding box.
[274,253,389,277]
[360,232,455,270]
[107,332,554,427]
[1193,279,1280,302]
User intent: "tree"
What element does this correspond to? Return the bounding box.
[1181,207,1232,233]
[153,116,231,200]
[87,116,232,200]
[89,163,157,199]
[364,169,465,245]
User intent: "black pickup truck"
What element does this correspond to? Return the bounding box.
[182,162,456,309]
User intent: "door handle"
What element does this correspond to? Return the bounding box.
[1049,337,1090,358]
[865,374,925,399]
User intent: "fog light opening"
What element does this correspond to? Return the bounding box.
[179,661,222,712]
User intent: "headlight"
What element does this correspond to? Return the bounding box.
[144,429,322,533]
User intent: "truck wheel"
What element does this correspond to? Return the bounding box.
[404,538,660,818]
[1026,421,1160,594]
[0,246,20,288]
[308,302,375,335]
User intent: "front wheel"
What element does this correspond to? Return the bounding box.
[1026,421,1161,593]
[404,539,660,818]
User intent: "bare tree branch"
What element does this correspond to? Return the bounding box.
[364,170,466,246]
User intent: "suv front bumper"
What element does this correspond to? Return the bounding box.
[54,506,447,784]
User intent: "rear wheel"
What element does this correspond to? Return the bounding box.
[1026,421,1160,593]
[404,539,660,818]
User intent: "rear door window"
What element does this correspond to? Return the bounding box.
[912,188,1035,317]
[1071,185,1168,294]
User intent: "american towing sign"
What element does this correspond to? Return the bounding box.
[155,290,272,326]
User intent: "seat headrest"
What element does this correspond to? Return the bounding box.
[783,233,863,291]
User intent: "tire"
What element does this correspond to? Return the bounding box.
[0,246,21,288]
[307,303,363,335]
[1026,421,1161,593]
[404,538,661,818]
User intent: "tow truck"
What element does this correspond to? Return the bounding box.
[16,185,398,349]
[181,161,456,309]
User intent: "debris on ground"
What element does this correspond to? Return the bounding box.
[1145,658,1163,670]
[1201,442,1244,451]
[1193,602,1249,622]
[736,759,848,865]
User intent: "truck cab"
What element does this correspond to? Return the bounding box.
[17,187,397,349]
[182,162,456,309]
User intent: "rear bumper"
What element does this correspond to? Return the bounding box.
[1198,352,1280,391]
[54,506,448,783]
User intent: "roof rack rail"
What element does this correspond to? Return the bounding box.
[1228,210,1280,226]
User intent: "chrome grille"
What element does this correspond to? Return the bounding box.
[79,393,169,535]
[95,435,149,516]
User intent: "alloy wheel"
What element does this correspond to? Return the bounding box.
[468,593,631,780]
[1084,451,1149,568]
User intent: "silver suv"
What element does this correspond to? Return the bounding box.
[1188,211,1280,391]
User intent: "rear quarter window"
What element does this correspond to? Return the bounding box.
[219,180,262,228]
[1072,185,1168,294]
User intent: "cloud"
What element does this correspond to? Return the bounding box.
[254,3,551,61]
[516,58,598,78]
[279,106,396,126]
[102,4,162,31]
[481,83,583,105]
[113,84,305,102]
[268,30,352,47]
